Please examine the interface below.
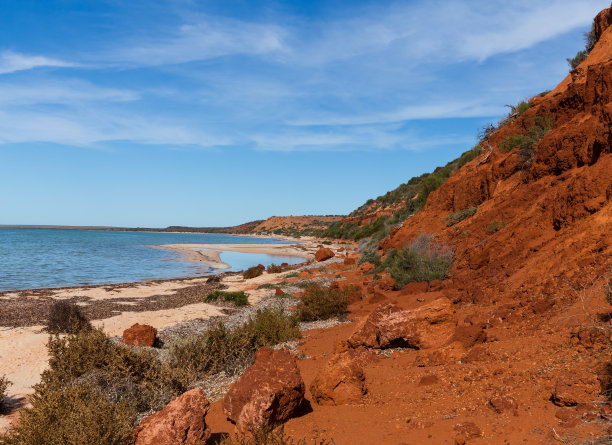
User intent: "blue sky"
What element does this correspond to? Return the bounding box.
[0,0,608,227]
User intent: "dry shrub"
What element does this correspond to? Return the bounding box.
[0,375,10,412]
[220,425,333,445]
[266,264,292,274]
[1,383,134,445]
[243,266,264,279]
[169,305,299,385]
[296,284,349,322]
[46,301,91,334]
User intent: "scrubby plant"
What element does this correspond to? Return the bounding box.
[205,290,249,306]
[358,247,381,267]
[0,375,11,411]
[499,114,553,166]
[567,19,597,70]
[266,264,292,274]
[243,266,264,279]
[294,280,318,289]
[220,425,333,445]
[244,305,299,347]
[2,327,186,444]
[256,283,277,290]
[296,284,349,322]
[378,234,453,290]
[46,301,91,334]
[283,272,299,279]
[486,222,506,233]
[444,207,477,227]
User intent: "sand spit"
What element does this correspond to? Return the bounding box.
[156,243,316,269]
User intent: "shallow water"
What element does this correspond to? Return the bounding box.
[0,228,302,291]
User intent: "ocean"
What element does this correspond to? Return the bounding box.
[0,228,302,291]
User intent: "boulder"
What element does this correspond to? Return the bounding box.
[274,288,284,297]
[132,389,210,445]
[377,275,395,291]
[358,262,375,273]
[223,347,305,430]
[552,370,601,406]
[122,323,157,347]
[315,248,335,262]
[310,349,367,406]
[347,298,456,350]
[488,394,518,414]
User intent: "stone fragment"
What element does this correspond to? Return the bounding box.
[552,370,601,406]
[122,323,157,347]
[315,247,335,262]
[310,349,367,406]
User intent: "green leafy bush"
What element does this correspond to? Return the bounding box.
[378,234,453,290]
[47,301,91,334]
[296,284,349,322]
[283,272,299,279]
[444,207,477,227]
[245,305,299,347]
[243,266,264,279]
[499,114,553,165]
[358,248,381,267]
[205,290,249,306]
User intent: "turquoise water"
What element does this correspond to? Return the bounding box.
[0,229,303,291]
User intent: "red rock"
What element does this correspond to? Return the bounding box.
[418,375,439,386]
[347,298,456,350]
[453,325,487,348]
[414,341,465,367]
[310,349,367,406]
[315,247,335,262]
[133,389,210,445]
[377,275,395,291]
[488,394,518,414]
[453,422,482,439]
[552,370,601,406]
[122,323,157,347]
[274,288,284,296]
[398,281,429,294]
[338,247,345,252]
[555,408,580,428]
[343,257,357,266]
[358,262,375,273]
[223,347,305,430]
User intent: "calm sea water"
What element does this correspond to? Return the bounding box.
[0,229,303,291]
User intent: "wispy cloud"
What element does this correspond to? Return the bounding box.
[0,51,76,74]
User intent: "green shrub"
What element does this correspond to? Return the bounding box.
[444,207,477,226]
[205,290,249,306]
[283,272,299,279]
[1,383,134,445]
[499,134,533,153]
[256,283,276,290]
[358,248,381,267]
[296,284,349,322]
[0,375,10,411]
[378,234,453,290]
[243,266,264,279]
[498,114,553,165]
[294,280,318,289]
[169,305,298,383]
[245,305,299,347]
[47,301,91,334]
[486,222,506,233]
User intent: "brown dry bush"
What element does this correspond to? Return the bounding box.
[0,375,10,412]
[46,301,91,334]
[220,425,333,445]
[296,284,349,322]
[243,266,264,279]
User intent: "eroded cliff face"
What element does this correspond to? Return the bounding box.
[381,6,612,307]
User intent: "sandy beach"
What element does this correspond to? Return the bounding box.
[0,238,348,432]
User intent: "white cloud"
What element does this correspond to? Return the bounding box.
[0,51,76,74]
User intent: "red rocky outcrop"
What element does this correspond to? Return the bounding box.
[122,323,157,347]
[310,349,367,406]
[347,298,456,350]
[552,370,601,406]
[223,347,305,430]
[315,247,335,262]
[132,389,210,445]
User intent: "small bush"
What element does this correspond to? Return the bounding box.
[0,375,11,411]
[205,290,249,306]
[1,383,134,445]
[294,280,318,289]
[256,283,277,290]
[245,305,299,347]
[296,284,349,322]
[379,234,453,290]
[486,222,506,233]
[220,425,332,445]
[444,207,477,227]
[47,301,91,334]
[358,248,381,266]
[243,266,264,279]
[266,264,292,274]
[283,272,299,279]
[498,114,553,167]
